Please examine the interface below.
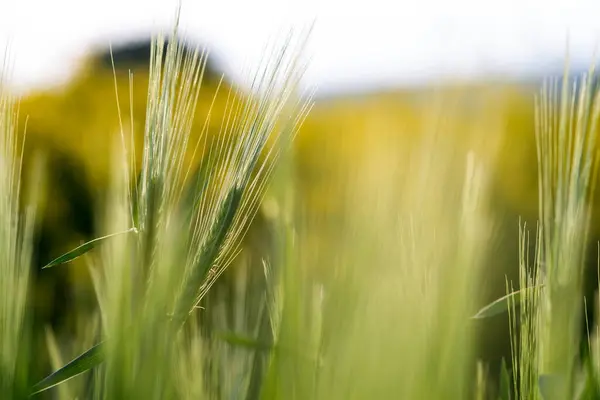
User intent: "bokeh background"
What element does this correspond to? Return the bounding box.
[2,1,600,397]
[1,0,600,98]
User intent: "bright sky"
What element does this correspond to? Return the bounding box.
[0,0,599,96]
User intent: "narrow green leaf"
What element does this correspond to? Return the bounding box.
[29,341,105,396]
[498,358,512,400]
[471,284,545,319]
[42,228,137,269]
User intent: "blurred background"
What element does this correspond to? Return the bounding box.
[1,0,600,97]
[2,1,600,397]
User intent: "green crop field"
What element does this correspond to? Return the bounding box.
[2,9,600,400]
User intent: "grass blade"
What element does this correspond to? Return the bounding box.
[498,358,512,400]
[42,227,137,269]
[29,341,105,396]
[471,284,545,319]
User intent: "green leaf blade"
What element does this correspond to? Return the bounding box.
[42,228,137,269]
[471,284,544,319]
[29,341,105,396]
[498,358,512,400]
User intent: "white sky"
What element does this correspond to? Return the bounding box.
[0,0,599,96]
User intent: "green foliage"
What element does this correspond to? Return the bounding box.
[499,358,512,400]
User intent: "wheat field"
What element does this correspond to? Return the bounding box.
[2,14,600,400]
